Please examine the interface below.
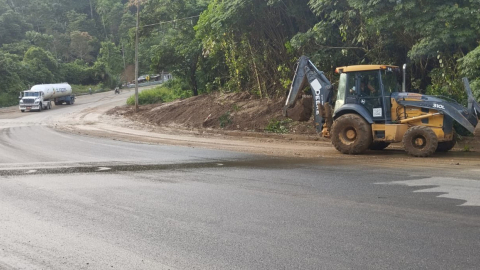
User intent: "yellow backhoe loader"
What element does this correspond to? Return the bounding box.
[283,56,480,157]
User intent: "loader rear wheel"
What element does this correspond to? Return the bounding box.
[403,126,438,157]
[370,142,390,150]
[331,114,372,155]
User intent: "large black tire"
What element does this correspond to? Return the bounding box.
[38,103,42,111]
[370,141,391,150]
[403,126,438,157]
[436,133,457,152]
[48,103,51,110]
[66,100,71,105]
[331,114,372,155]
[21,110,25,113]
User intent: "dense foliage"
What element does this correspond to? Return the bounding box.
[1,0,480,107]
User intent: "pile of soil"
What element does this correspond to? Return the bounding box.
[106,92,316,135]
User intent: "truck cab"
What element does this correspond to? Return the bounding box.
[19,90,50,112]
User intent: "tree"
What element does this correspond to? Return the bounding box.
[66,10,96,34]
[0,52,26,107]
[96,0,125,41]
[0,10,32,46]
[97,41,123,75]
[142,0,208,96]
[196,0,314,97]
[23,46,59,84]
[25,31,54,51]
[69,31,96,62]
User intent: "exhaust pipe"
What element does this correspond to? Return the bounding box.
[402,64,406,92]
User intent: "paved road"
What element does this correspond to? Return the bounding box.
[0,92,479,269]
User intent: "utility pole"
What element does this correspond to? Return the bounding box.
[134,1,139,112]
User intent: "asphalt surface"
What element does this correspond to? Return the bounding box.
[0,92,479,269]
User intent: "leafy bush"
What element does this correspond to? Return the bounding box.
[265,119,291,133]
[0,93,18,108]
[126,78,192,105]
[127,88,165,105]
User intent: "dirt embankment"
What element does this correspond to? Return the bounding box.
[107,92,317,135]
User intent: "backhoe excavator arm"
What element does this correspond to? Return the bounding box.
[463,78,480,120]
[283,56,333,133]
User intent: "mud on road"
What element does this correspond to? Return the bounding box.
[56,91,480,170]
[2,89,480,170]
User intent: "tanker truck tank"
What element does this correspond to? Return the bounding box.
[30,83,72,99]
[19,83,75,112]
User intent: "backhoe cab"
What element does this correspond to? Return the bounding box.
[283,56,480,157]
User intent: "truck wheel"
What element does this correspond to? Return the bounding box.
[66,101,71,105]
[331,114,372,154]
[21,110,25,113]
[403,126,438,157]
[370,142,390,150]
[39,103,42,111]
[48,103,51,110]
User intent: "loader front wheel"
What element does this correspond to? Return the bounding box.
[331,114,372,155]
[403,126,438,157]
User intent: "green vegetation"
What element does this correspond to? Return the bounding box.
[265,119,292,134]
[126,79,192,105]
[1,0,480,107]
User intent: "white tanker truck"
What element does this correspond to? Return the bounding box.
[19,83,75,112]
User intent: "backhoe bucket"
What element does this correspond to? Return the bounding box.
[283,56,333,133]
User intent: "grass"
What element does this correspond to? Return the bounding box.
[126,79,192,106]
